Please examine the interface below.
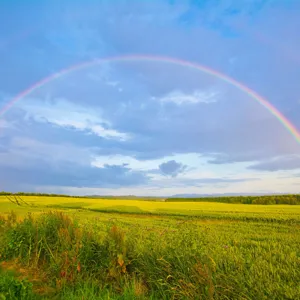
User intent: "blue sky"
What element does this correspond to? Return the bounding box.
[0,0,299,196]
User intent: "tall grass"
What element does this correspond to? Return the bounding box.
[0,268,37,300]
[0,211,299,299]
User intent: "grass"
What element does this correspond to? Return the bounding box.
[0,267,38,300]
[0,196,299,299]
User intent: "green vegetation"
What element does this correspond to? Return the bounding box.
[0,268,37,300]
[2,195,300,224]
[0,196,299,299]
[0,192,83,198]
[166,194,300,204]
[0,192,161,201]
[2,192,300,205]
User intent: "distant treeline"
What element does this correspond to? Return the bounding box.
[165,194,300,205]
[0,192,159,200]
[1,192,300,204]
[0,191,85,198]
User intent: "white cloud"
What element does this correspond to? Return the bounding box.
[87,71,120,88]
[91,153,199,174]
[17,97,131,141]
[154,89,219,105]
[30,174,300,197]
[92,154,164,171]
[91,125,129,141]
[91,153,224,180]
[106,80,120,87]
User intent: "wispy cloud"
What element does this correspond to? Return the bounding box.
[17,97,131,141]
[154,89,219,105]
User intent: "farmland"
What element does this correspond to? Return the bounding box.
[0,195,300,299]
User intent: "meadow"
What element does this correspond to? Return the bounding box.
[0,195,299,299]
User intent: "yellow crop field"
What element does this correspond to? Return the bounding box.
[1,195,300,222]
[0,195,300,299]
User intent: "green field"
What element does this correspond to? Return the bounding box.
[0,195,299,299]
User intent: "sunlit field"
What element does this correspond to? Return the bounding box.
[0,196,300,299]
[1,195,300,222]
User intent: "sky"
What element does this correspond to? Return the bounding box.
[0,0,299,196]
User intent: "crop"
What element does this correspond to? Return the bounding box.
[0,196,299,299]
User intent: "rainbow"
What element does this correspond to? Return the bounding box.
[1,54,300,144]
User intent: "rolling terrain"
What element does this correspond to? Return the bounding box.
[0,195,299,299]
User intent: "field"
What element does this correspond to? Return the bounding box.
[0,195,299,299]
